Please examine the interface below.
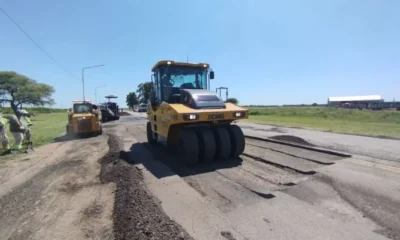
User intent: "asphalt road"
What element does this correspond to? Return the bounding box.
[112,112,400,240]
[0,111,399,240]
[238,122,400,163]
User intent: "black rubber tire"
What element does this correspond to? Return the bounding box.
[98,126,103,135]
[177,129,199,165]
[212,127,232,160]
[146,122,156,144]
[197,128,216,163]
[227,125,245,158]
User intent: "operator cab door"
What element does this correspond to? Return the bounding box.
[150,69,168,142]
[157,69,171,140]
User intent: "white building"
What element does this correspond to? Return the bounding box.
[327,95,384,107]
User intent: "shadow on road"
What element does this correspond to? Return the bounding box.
[119,142,243,179]
[119,112,131,116]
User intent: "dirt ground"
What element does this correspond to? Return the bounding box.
[0,127,192,240]
[0,135,114,240]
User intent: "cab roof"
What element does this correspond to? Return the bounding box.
[151,60,210,72]
[105,95,118,99]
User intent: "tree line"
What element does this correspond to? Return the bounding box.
[126,81,239,109]
[125,82,153,109]
[0,71,55,115]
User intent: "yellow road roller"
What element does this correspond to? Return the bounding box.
[146,60,248,164]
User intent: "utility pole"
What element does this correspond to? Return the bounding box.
[82,64,105,101]
[95,85,107,104]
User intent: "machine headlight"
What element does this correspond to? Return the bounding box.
[233,111,245,118]
[183,113,199,120]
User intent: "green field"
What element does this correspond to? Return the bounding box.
[23,112,67,146]
[245,107,400,138]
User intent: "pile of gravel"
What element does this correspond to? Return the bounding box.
[99,134,193,240]
[270,135,314,146]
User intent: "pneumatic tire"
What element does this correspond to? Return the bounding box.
[146,122,156,144]
[228,125,245,158]
[212,127,231,160]
[197,128,216,163]
[177,129,199,165]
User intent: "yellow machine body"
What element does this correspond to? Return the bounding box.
[66,101,103,136]
[147,101,248,139]
[146,60,248,164]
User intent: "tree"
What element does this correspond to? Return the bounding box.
[226,98,239,105]
[126,92,139,109]
[136,82,153,103]
[0,71,55,114]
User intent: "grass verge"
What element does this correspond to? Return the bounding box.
[245,107,400,138]
[25,112,67,146]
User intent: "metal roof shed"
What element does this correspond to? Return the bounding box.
[328,95,384,103]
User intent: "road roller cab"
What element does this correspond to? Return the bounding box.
[66,100,103,136]
[146,60,249,164]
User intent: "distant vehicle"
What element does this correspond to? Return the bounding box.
[138,104,147,112]
[100,95,120,121]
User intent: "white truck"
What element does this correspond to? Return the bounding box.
[138,103,147,112]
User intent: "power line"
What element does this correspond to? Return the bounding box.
[0,7,76,79]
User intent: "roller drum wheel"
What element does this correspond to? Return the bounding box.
[228,125,245,158]
[177,129,199,165]
[212,127,231,160]
[197,128,216,163]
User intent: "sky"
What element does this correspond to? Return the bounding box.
[0,0,399,108]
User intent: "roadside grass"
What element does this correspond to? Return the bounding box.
[0,112,67,164]
[244,107,400,138]
[25,112,67,146]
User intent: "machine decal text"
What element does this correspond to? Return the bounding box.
[208,114,224,120]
